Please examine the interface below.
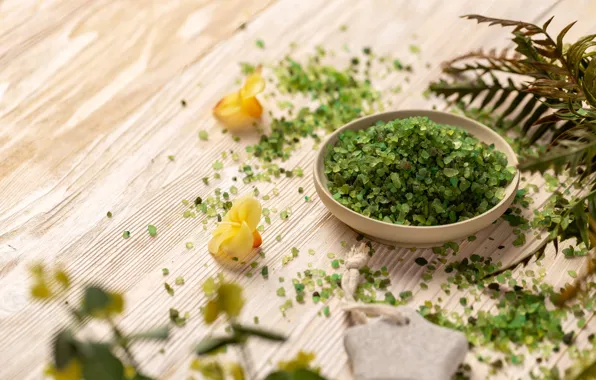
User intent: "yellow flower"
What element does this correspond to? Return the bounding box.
[213,69,265,130]
[277,351,317,372]
[208,195,262,261]
[45,359,82,380]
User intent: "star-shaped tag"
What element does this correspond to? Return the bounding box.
[344,307,468,380]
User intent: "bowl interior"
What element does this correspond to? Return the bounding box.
[314,109,519,233]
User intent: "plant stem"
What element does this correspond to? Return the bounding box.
[108,318,139,369]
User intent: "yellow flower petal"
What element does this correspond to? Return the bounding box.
[239,70,265,99]
[213,92,243,117]
[240,96,263,118]
[203,300,219,324]
[46,359,82,380]
[225,195,262,231]
[208,195,262,260]
[217,282,245,318]
[220,221,254,260]
[212,71,265,129]
[208,223,238,255]
[252,230,262,248]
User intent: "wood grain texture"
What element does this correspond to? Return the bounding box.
[1,0,595,379]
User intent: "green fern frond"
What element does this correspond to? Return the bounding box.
[441,49,531,76]
[520,129,596,175]
[461,15,545,35]
[429,76,526,111]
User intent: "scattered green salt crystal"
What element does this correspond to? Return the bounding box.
[254,316,260,324]
[327,252,335,259]
[331,260,339,269]
[199,130,208,141]
[291,247,299,257]
[212,161,223,170]
[175,276,185,286]
[415,257,428,266]
[279,277,285,283]
[308,249,316,256]
[323,306,330,317]
[162,268,169,276]
[230,186,238,195]
[261,266,269,278]
[276,234,282,242]
[256,39,265,48]
[568,270,577,278]
[277,287,286,297]
[280,300,293,315]
[164,283,174,296]
[384,292,397,305]
[186,242,193,249]
[250,262,258,269]
[399,291,412,301]
[123,231,130,239]
[148,224,157,237]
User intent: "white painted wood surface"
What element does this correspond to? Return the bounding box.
[1,1,595,379]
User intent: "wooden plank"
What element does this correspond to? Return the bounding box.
[2,0,595,379]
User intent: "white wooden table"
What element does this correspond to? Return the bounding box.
[1,1,594,379]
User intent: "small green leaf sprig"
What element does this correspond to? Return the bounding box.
[30,264,169,380]
[193,275,326,380]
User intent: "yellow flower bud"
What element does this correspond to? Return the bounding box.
[213,70,265,130]
[45,359,81,380]
[208,195,262,261]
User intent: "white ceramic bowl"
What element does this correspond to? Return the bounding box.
[313,110,520,247]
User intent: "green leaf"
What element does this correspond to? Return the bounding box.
[556,21,577,55]
[132,374,155,380]
[195,336,243,356]
[53,329,76,370]
[265,369,326,380]
[83,286,111,315]
[520,138,596,175]
[582,59,596,108]
[542,16,554,32]
[461,15,542,34]
[80,343,125,380]
[129,326,170,341]
[231,323,287,342]
[573,203,590,248]
[567,34,596,77]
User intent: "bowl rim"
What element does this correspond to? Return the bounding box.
[313,109,520,231]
